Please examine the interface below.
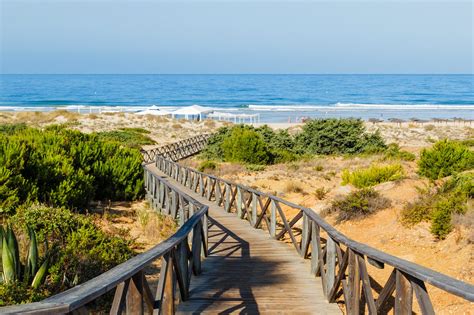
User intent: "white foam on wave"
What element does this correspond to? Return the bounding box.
[247,104,474,111]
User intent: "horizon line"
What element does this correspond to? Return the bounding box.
[1,73,473,76]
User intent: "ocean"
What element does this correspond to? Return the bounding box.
[0,74,473,122]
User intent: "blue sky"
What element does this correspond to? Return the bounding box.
[1,0,472,74]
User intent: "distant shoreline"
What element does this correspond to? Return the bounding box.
[0,105,473,123]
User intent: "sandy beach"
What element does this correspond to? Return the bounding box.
[1,110,472,149]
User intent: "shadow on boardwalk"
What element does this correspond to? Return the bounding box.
[180,217,290,314]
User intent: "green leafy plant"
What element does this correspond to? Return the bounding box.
[221,126,273,165]
[95,129,155,148]
[341,164,404,188]
[418,140,474,180]
[295,119,386,155]
[401,172,473,239]
[202,120,386,167]
[383,143,416,161]
[430,194,467,239]
[198,160,217,172]
[0,125,145,213]
[327,188,391,222]
[3,204,134,305]
[1,225,49,289]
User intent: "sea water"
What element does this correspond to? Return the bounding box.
[0,74,473,122]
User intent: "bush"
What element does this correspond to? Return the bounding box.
[221,126,273,165]
[202,120,386,167]
[0,125,145,213]
[5,204,134,304]
[418,140,474,180]
[95,129,155,148]
[198,160,217,172]
[295,119,386,155]
[328,188,391,222]
[341,164,404,188]
[383,143,416,161]
[401,173,472,239]
[314,187,330,200]
[430,194,467,239]
[283,181,305,194]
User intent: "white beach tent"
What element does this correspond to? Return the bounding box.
[135,106,172,116]
[172,105,214,120]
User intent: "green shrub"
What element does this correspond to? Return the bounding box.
[0,125,144,213]
[221,126,273,165]
[95,129,155,148]
[401,173,472,239]
[200,126,233,160]
[198,160,217,172]
[314,187,330,200]
[430,194,467,239]
[5,204,134,304]
[295,119,386,155]
[341,164,404,188]
[119,127,150,134]
[203,120,386,167]
[418,140,474,180]
[313,165,324,172]
[401,192,433,226]
[328,188,391,222]
[383,143,416,161]
[9,204,92,243]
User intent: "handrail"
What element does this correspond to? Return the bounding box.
[4,133,473,314]
[155,154,474,314]
[141,133,212,164]
[1,164,209,314]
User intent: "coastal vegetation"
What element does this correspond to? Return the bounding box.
[341,164,405,188]
[418,139,474,180]
[0,124,145,305]
[1,204,133,305]
[201,118,387,165]
[326,188,391,223]
[0,124,145,214]
[401,172,473,239]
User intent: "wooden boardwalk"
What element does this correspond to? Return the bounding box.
[151,166,341,314]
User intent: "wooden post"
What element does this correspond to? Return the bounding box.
[270,200,277,238]
[310,222,319,275]
[126,271,144,314]
[199,175,204,196]
[395,270,413,315]
[160,254,175,314]
[236,187,243,219]
[215,181,221,206]
[300,213,311,258]
[224,183,231,212]
[326,237,336,297]
[171,191,178,219]
[251,193,257,227]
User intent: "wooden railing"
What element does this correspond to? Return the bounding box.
[0,165,209,314]
[155,155,474,314]
[141,134,212,164]
[3,134,473,314]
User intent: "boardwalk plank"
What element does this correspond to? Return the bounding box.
[149,167,340,314]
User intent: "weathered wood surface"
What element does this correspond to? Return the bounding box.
[150,166,340,314]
